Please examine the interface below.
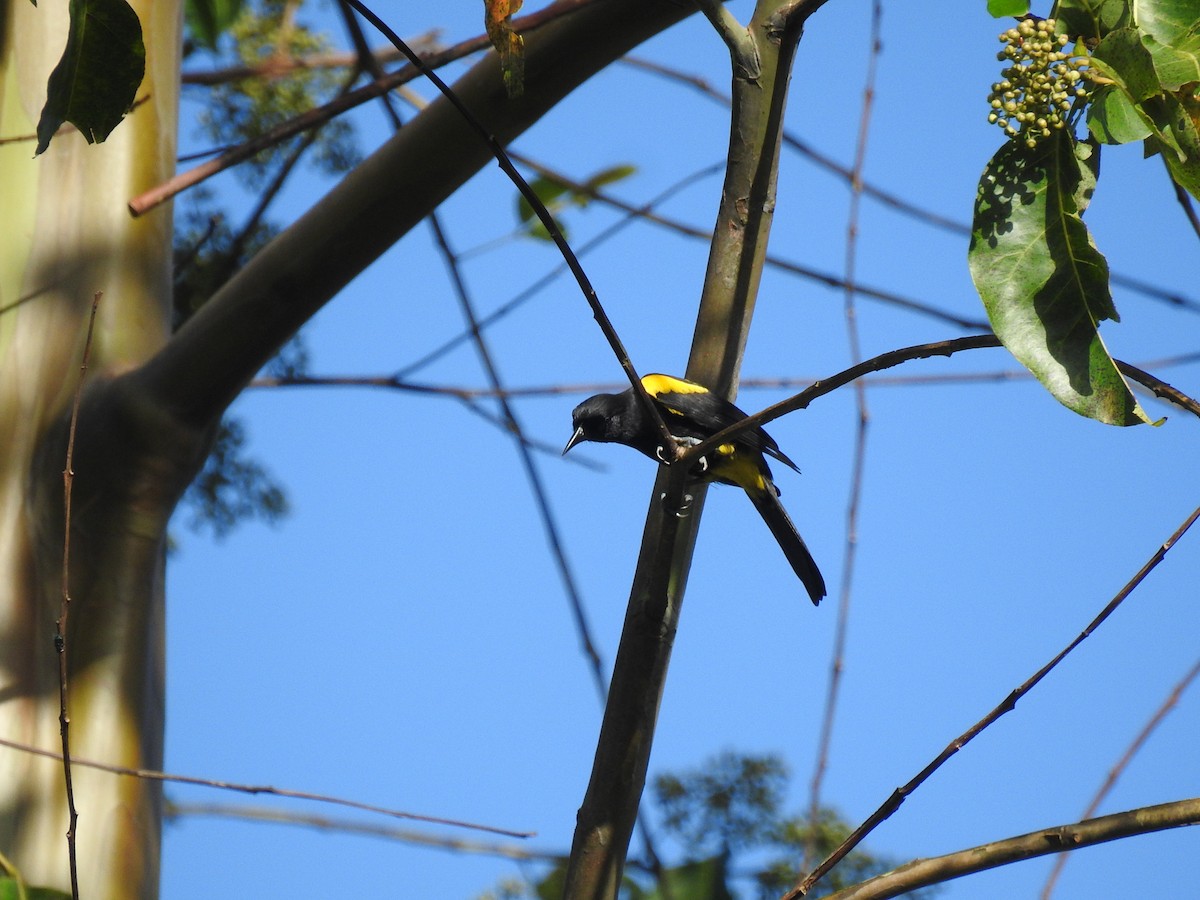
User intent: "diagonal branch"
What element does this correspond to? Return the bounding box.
[819,797,1200,900]
[685,335,1200,466]
[563,2,827,895]
[0,734,530,838]
[788,503,1200,897]
[130,0,700,432]
[1040,656,1200,899]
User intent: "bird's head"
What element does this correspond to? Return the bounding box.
[562,393,623,455]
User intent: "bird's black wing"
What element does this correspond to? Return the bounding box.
[641,374,799,472]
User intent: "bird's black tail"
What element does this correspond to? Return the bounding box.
[747,488,826,605]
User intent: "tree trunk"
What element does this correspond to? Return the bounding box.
[0,0,182,894]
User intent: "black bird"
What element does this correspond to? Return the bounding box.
[563,373,825,604]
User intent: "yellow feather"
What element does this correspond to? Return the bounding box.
[641,373,707,397]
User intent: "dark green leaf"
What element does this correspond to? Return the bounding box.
[0,879,73,900]
[1054,0,1130,41]
[653,751,787,854]
[185,0,245,50]
[36,0,145,154]
[642,857,734,900]
[969,133,1152,425]
[1136,0,1200,90]
[1087,85,1154,143]
[1092,27,1163,102]
[987,0,1029,17]
[1148,93,1200,198]
[1085,29,1161,146]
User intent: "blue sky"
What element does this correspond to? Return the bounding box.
[161,1,1199,897]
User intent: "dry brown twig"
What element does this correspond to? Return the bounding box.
[56,291,103,900]
[0,734,531,839]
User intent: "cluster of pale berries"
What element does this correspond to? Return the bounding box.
[987,17,1090,148]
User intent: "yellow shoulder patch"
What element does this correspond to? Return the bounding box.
[642,373,707,397]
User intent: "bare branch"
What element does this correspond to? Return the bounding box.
[56,291,102,900]
[0,735,531,839]
[168,801,564,861]
[686,336,1200,466]
[132,0,700,431]
[1040,657,1200,899]
[507,152,990,330]
[788,503,1200,897]
[621,56,1200,314]
[807,0,880,864]
[819,797,1200,900]
[131,0,603,215]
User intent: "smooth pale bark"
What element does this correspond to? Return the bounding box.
[0,0,181,895]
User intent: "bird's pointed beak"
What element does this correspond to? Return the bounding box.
[562,426,586,456]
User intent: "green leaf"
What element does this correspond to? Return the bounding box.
[516,165,636,241]
[1093,26,1163,101]
[516,175,572,241]
[185,0,245,50]
[1088,84,1154,142]
[1147,92,1200,197]
[0,878,73,900]
[583,163,637,192]
[1085,29,1161,144]
[35,0,145,154]
[1054,0,1131,41]
[987,0,1030,17]
[1136,0,1200,90]
[641,857,734,900]
[969,133,1152,425]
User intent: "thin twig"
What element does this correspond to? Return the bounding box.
[686,335,1200,465]
[216,70,357,284]
[352,26,612,703]
[807,0,880,864]
[179,38,437,86]
[129,0,602,216]
[394,161,725,379]
[56,291,102,900]
[430,191,610,702]
[248,350,1200,401]
[339,0,676,459]
[0,734,531,838]
[1039,656,1200,899]
[168,800,564,861]
[621,55,1199,314]
[621,55,967,238]
[1169,168,1200,241]
[507,152,989,330]
[787,503,1200,898]
[338,0,603,744]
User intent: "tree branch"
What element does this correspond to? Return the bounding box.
[563,2,827,895]
[788,502,1200,897]
[819,797,1200,900]
[130,0,700,429]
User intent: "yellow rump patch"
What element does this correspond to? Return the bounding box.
[709,449,768,493]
